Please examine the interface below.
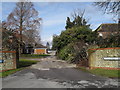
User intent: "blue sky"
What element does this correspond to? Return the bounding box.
[1,2,115,46]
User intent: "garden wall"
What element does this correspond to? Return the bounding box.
[88,47,120,70]
[0,51,16,72]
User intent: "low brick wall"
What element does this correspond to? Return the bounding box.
[88,48,120,70]
[0,51,16,72]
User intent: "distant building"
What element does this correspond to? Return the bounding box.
[96,23,119,39]
[22,44,34,54]
[34,44,47,54]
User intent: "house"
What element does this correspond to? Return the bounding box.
[96,23,119,39]
[34,44,48,54]
[22,44,34,54]
[21,34,34,54]
[22,30,41,54]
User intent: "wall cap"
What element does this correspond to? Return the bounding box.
[0,51,16,53]
[89,47,120,51]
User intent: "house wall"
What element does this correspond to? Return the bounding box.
[34,48,47,54]
[88,48,120,70]
[98,32,118,39]
[98,32,109,38]
[0,51,16,72]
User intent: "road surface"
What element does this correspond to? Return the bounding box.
[2,56,120,88]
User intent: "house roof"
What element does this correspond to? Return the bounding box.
[35,44,47,48]
[96,23,119,32]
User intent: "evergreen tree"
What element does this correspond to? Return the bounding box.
[65,17,73,29]
[65,9,90,29]
[74,15,82,26]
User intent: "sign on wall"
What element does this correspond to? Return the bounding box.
[0,60,4,63]
[103,57,120,60]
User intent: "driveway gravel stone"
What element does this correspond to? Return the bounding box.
[2,56,120,88]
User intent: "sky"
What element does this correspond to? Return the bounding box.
[1,2,116,47]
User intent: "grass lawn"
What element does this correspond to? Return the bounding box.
[0,59,39,78]
[21,54,50,58]
[78,67,120,78]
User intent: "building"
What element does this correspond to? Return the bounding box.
[34,44,48,54]
[22,44,34,54]
[96,23,119,39]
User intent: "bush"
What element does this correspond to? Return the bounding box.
[57,41,88,64]
[52,26,96,51]
[58,43,75,61]
[53,26,98,64]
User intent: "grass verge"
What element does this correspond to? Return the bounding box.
[78,67,120,78]
[21,54,50,58]
[0,59,39,78]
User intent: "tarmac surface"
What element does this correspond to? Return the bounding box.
[2,56,120,88]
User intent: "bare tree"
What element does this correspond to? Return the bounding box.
[6,1,42,53]
[23,29,41,46]
[71,9,85,20]
[94,0,120,22]
[71,9,90,27]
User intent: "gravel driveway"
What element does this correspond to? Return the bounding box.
[2,56,120,88]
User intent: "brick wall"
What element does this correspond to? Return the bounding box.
[0,51,16,72]
[88,48,120,70]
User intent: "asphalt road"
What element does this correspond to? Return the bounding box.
[2,56,120,88]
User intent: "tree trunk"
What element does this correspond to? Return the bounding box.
[19,2,23,55]
[20,25,22,54]
[16,47,19,68]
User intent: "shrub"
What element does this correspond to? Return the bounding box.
[58,43,75,61]
[57,41,88,64]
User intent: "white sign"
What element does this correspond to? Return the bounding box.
[103,57,120,60]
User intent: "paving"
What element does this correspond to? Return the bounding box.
[2,56,120,88]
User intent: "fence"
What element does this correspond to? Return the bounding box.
[0,51,16,72]
[88,47,120,70]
